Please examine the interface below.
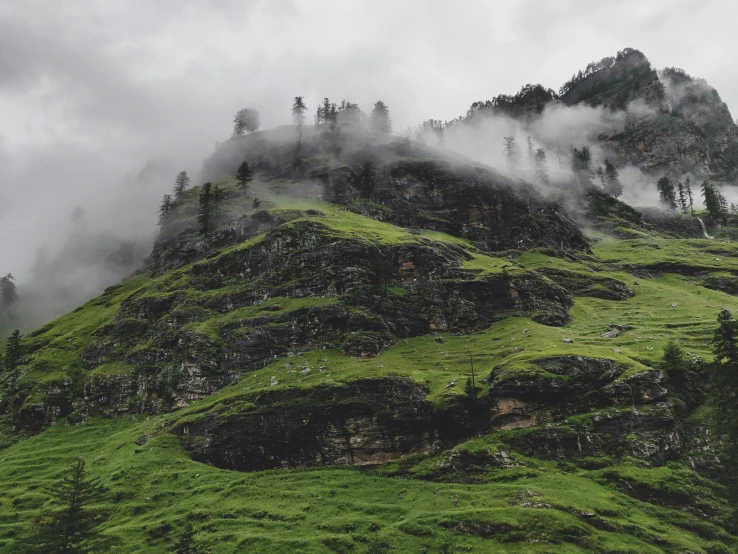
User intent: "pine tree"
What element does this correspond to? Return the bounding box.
[198,183,213,234]
[701,180,725,221]
[321,98,331,125]
[157,194,173,227]
[719,191,729,220]
[213,185,224,218]
[502,137,519,172]
[4,329,21,370]
[235,161,253,195]
[659,339,688,389]
[533,148,550,186]
[709,309,738,501]
[571,147,592,186]
[0,273,18,313]
[292,96,307,150]
[657,177,677,210]
[173,171,190,199]
[677,181,688,214]
[603,159,623,198]
[526,136,535,169]
[337,100,362,129]
[328,103,340,151]
[685,176,694,215]
[252,197,262,210]
[25,457,106,553]
[356,162,376,198]
[370,101,392,135]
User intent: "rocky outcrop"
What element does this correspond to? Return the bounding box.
[560,48,665,111]
[488,357,677,464]
[168,357,680,472]
[538,268,633,300]
[370,160,590,253]
[172,377,466,471]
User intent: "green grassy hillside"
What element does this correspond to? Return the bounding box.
[1,134,737,552]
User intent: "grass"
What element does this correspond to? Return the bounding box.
[4,161,738,551]
[0,415,731,553]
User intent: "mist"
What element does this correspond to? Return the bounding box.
[3,0,738,332]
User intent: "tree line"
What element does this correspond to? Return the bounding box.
[500,137,624,198]
[656,176,736,222]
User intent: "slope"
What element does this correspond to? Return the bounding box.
[0,129,736,552]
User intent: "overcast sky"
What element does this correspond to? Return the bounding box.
[2,0,737,280]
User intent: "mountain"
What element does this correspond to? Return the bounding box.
[464,48,738,183]
[2,57,738,551]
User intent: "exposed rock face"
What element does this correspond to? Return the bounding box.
[489,356,677,464]
[169,356,680,471]
[560,49,665,110]
[464,47,738,182]
[537,268,634,300]
[173,378,456,471]
[371,160,590,253]
[559,49,738,181]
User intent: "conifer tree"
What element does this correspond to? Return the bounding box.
[322,98,331,125]
[370,101,392,135]
[337,100,362,129]
[657,177,678,210]
[677,181,688,214]
[503,136,519,172]
[701,180,726,221]
[571,146,592,186]
[235,161,253,195]
[0,273,18,313]
[603,159,623,198]
[4,329,21,370]
[25,457,106,553]
[157,194,173,227]
[173,171,190,199]
[198,182,213,234]
[533,148,550,186]
[328,103,340,150]
[356,161,376,198]
[292,96,307,149]
[213,185,224,218]
[526,136,535,168]
[719,191,729,218]
[252,197,262,209]
[684,176,694,215]
[709,309,738,502]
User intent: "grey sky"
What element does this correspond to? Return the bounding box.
[1,0,737,280]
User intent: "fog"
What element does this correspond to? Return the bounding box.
[2,0,738,330]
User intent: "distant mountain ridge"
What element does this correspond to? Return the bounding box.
[462,48,738,182]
